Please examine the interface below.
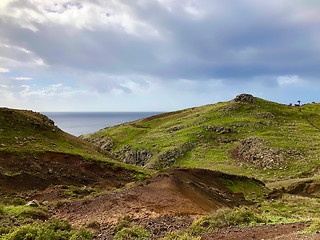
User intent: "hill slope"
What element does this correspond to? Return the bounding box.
[57,167,265,226]
[0,108,147,194]
[0,107,111,159]
[82,94,320,181]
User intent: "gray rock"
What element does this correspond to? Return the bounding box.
[26,200,40,207]
[234,94,254,103]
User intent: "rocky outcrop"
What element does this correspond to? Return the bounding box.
[113,145,154,165]
[286,180,320,195]
[256,112,275,119]
[205,125,234,134]
[267,180,320,199]
[232,137,301,170]
[83,135,114,151]
[234,94,255,103]
[146,142,194,169]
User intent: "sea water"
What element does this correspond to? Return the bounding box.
[43,112,162,136]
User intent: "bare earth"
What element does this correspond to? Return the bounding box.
[201,222,320,240]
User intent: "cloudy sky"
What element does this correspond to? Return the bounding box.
[0,0,320,111]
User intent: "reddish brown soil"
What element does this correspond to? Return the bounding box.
[0,151,137,194]
[2,151,316,239]
[201,222,319,240]
[55,168,256,226]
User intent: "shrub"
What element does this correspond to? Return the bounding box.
[305,219,320,233]
[0,227,9,236]
[193,207,266,231]
[70,228,94,240]
[114,225,150,240]
[186,225,208,235]
[112,216,132,233]
[85,220,100,230]
[0,204,5,218]
[45,218,71,231]
[1,224,39,240]
[19,208,48,220]
[0,219,93,240]
[161,231,201,240]
[11,198,26,206]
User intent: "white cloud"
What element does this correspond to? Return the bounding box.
[14,77,32,80]
[0,68,9,73]
[0,0,158,36]
[2,1,320,111]
[277,75,302,86]
[20,83,65,98]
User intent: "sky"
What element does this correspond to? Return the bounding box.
[1,0,320,112]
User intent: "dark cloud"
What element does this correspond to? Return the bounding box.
[1,0,320,94]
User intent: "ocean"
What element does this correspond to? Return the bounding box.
[43,112,163,136]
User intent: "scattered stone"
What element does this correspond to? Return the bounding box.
[26,200,40,207]
[206,125,234,134]
[231,137,301,170]
[256,112,275,119]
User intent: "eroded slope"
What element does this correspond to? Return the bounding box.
[56,167,266,226]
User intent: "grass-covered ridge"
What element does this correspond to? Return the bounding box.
[0,108,110,161]
[0,108,150,192]
[82,95,320,181]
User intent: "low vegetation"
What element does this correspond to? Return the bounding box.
[0,203,92,240]
[83,95,320,181]
[2,95,320,239]
[192,207,266,231]
[114,225,150,240]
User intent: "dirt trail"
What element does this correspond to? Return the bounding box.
[201,222,318,240]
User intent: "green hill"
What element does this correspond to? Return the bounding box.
[82,94,320,181]
[0,108,148,194]
[0,107,109,159]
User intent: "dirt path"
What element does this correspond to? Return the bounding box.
[201,222,318,240]
[93,222,317,239]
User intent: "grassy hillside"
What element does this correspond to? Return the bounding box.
[0,108,111,160]
[0,108,149,193]
[82,94,320,181]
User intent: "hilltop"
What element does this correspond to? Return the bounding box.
[0,107,111,159]
[82,94,320,181]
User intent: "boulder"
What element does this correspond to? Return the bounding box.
[234,94,254,103]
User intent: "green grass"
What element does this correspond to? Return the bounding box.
[304,219,320,233]
[0,204,93,239]
[192,207,267,230]
[0,108,113,162]
[261,194,320,220]
[114,225,150,240]
[220,178,266,200]
[83,97,320,180]
[0,108,151,180]
[0,219,93,240]
[163,205,302,238]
